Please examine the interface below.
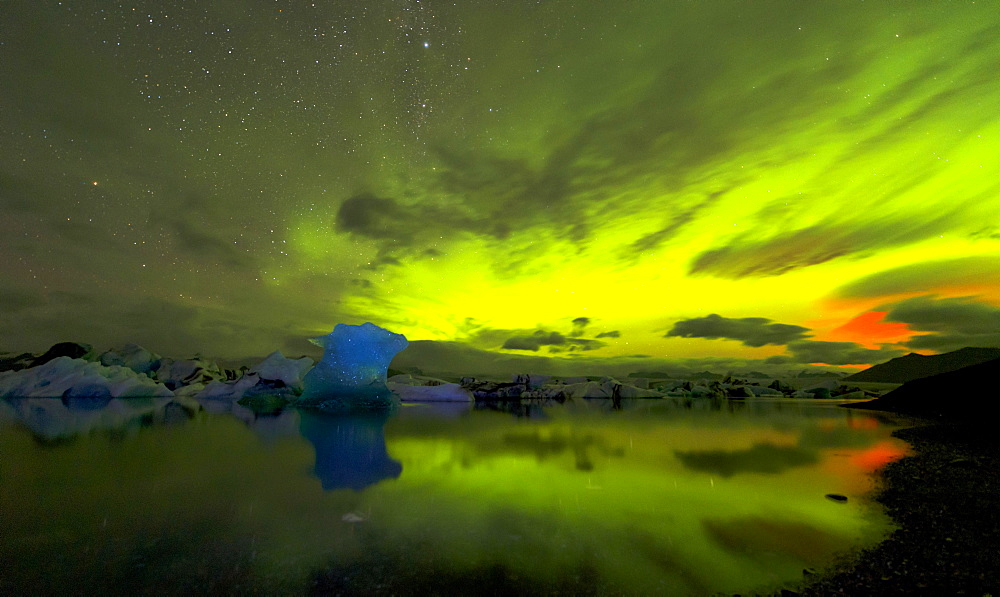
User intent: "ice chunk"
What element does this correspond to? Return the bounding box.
[154,356,226,390]
[387,381,472,402]
[191,352,313,403]
[512,374,552,389]
[99,343,161,375]
[298,323,408,409]
[250,350,313,392]
[195,373,262,400]
[0,356,173,398]
[538,378,662,399]
[746,385,783,397]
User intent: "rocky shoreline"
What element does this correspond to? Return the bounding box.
[796,416,1000,595]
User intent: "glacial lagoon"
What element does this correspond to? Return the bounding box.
[0,396,909,595]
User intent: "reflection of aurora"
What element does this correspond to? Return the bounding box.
[0,398,908,594]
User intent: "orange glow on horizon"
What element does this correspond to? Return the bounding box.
[825,311,913,348]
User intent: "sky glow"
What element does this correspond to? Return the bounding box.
[2,1,999,374]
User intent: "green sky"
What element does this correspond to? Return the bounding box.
[2,1,998,375]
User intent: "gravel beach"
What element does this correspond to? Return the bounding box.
[797,417,1000,595]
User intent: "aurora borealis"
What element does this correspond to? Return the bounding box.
[3,1,999,374]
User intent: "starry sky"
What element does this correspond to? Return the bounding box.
[2,1,999,376]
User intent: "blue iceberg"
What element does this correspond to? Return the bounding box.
[297,322,408,410]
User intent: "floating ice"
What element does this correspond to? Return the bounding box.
[298,323,408,410]
[387,381,473,402]
[100,343,161,375]
[154,356,226,391]
[250,350,314,392]
[189,351,314,402]
[195,373,263,401]
[0,356,173,398]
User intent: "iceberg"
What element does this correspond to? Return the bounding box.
[297,323,408,410]
[195,373,263,401]
[387,381,473,402]
[99,343,161,375]
[250,350,314,392]
[189,351,314,402]
[0,356,173,398]
[155,356,226,390]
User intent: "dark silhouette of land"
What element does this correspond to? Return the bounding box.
[845,346,1000,383]
[852,357,999,419]
[803,355,1000,594]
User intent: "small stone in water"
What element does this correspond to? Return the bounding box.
[825,493,849,502]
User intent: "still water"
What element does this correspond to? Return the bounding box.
[0,396,908,595]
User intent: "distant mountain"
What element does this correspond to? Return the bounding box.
[845,347,1000,383]
[627,371,673,379]
[851,357,1000,419]
[691,371,723,380]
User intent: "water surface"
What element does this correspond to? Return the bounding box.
[0,396,908,595]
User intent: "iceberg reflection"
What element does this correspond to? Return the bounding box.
[298,409,402,491]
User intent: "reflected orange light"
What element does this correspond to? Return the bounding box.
[847,416,880,431]
[849,441,909,473]
[817,419,838,432]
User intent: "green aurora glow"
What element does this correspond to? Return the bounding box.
[2,1,999,373]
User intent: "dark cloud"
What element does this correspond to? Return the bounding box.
[666,313,810,347]
[502,331,566,352]
[571,317,590,336]
[835,256,1000,299]
[884,295,1000,352]
[335,193,409,240]
[153,193,252,268]
[787,341,902,365]
[501,330,605,352]
[674,443,818,477]
[391,339,841,379]
[334,192,484,262]
[971,226,1000,241]
[461,322,606,353]
[689,216,961,279]
[628,190,729,254]
[595,330,621,338]
[165,218,251,268]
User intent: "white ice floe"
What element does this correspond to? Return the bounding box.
[0,356,173,398]
[250,350,314,392]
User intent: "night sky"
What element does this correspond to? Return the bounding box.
[3,1,999,375]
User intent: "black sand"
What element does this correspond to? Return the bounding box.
[797,417,1000,595]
